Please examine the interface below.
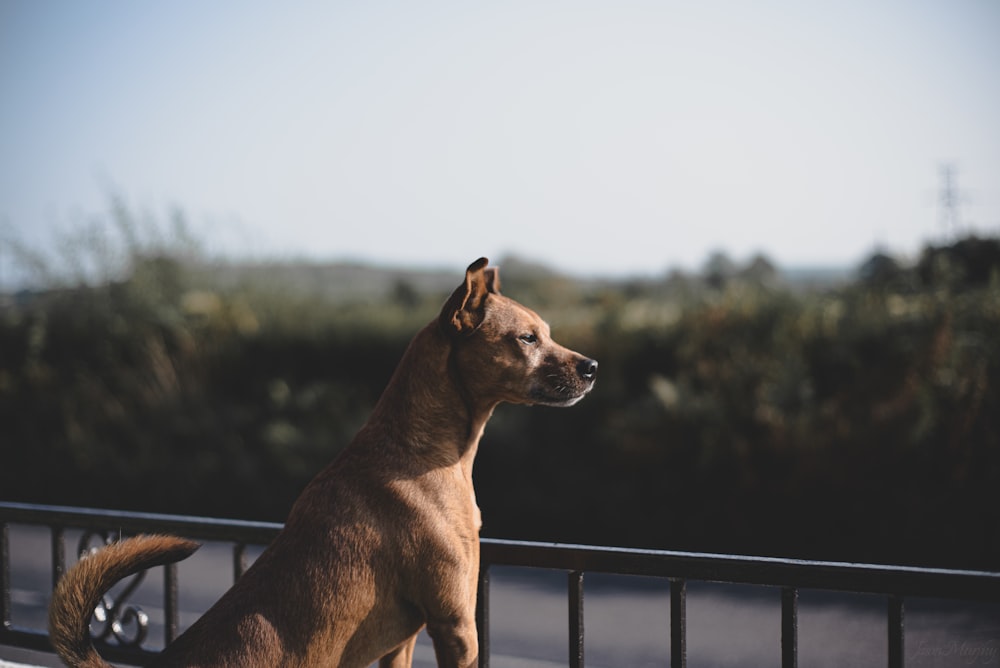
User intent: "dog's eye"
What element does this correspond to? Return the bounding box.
[518,333,538,345]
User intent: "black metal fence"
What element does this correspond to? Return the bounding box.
[2,501,999,668]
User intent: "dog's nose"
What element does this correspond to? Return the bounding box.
[577,358,598,380]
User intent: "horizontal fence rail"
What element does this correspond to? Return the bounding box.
[3,501,1000,668]
[476,539,1000,668]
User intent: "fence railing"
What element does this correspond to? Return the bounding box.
[2,501,999,668]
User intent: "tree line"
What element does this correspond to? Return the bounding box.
[2,223,998,569]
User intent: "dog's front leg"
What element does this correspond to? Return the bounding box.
[422,550,479,668]
[379,633,418,668]
[426,615,477,668]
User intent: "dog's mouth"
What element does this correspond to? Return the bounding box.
[533,392,588,408]
[529,377,596,408]
[525,355,597,407]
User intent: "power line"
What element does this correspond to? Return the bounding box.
[938,163,963,238]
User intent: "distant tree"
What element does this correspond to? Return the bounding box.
[859,251,903,288]
[739,253,780,287]
[702,250,736,290]
[917,235,1000,290]
[391,279,421,308]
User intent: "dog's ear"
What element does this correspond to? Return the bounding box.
[483,266,501,295]
[440,257,497,336]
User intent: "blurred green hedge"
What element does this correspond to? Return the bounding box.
[2,231,998,569]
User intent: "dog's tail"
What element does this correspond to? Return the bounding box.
[48,534,200,668]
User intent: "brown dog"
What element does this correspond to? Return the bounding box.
[49,257,597,668]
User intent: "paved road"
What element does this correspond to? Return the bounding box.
[3,525,997,667]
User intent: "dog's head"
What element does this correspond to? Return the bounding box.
[440,257,597,408]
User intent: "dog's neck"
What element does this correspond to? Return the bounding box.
[362,323,495,474]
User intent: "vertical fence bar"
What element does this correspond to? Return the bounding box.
[233,543,248,582]
[671,579,686,668]
[888,595,904,668]
[782,587,798,668]
[1,523,10,630]
[50,526,65,590]
[164,562,180,645]
[477,565,490,668]
[568,570,584,668]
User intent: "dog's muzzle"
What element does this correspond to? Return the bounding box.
[531,356,598,407]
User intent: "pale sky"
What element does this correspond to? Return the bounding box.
[1,0,999,279]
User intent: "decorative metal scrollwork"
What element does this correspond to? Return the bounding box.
[77,530,150,647]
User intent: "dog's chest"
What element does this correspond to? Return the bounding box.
[472,490,482,532]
